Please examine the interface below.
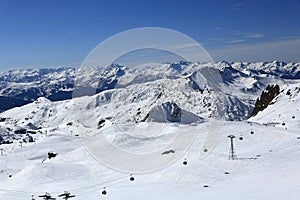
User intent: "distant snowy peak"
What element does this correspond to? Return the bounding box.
[103,63,126,77]
[0,67,74,83]
[0,61,299,114]
[168,60,191,73]
[233,61,300,79]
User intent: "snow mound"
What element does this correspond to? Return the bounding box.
[146,102,202,124]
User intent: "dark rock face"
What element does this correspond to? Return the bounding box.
[251,84,280,117]
[97,119,105,129]
[0,135,3,143]
[14,128,27,134]
[23,134,34,143]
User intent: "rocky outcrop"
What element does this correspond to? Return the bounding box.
[251,84,280,117]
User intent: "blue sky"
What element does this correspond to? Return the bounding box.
[0,0,300,69]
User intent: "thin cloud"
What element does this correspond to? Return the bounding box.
[210,38,300,62]
[172,43,200,49]
[232,3,245,11]
[279,35,300,40]
[208,38,222,41]
[235,32,264,38]
[245,34,264,38]
[215,27,225,31]
[225,39,245,44]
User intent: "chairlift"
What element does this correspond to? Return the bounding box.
[183,159,187,165]
[130,174,135,181]
[38,192,56,200]
[58,191,75,199]
[101,187,107,195]
[239,136,243,140]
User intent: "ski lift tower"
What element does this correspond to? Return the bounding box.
[228,135,237,160]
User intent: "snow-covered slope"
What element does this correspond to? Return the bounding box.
[0,85,299,199]
[0,61,299,200]
[249,82,300,128]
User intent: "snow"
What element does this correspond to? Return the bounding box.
[0,61,299,199]
[1,117,300,199]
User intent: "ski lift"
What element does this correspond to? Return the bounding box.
[239,136,243,140]
[183,159,187,165]
[58,191,75,199]
[101,187,107,195]
[130,174,135,181]
[38,192,55,200]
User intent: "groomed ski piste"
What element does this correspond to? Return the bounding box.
[0,62,299,200]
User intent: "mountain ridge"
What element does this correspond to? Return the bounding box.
[0,61,298,122]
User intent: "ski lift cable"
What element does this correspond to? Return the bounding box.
[74,175,131,196]
[73,174,129,193]
[0,173,131,197]
[0,188,31,197]
[212,129,254,144]
[0,188,31,194]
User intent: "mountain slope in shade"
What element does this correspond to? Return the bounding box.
[145,102,203,124]
[0,96,30,112]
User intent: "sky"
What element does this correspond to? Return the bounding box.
[0,0,300,69]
